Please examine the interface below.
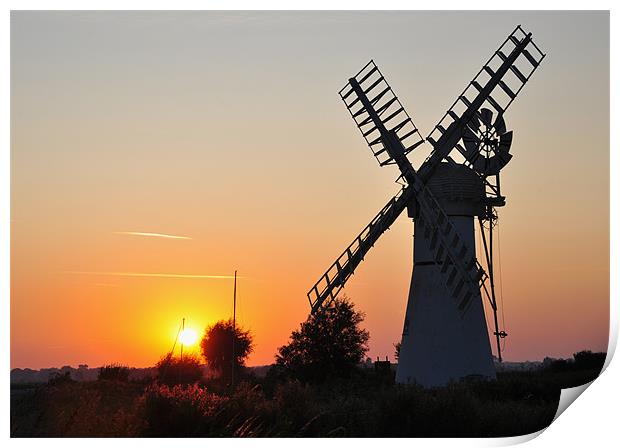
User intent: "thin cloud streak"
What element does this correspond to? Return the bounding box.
[114,231,192,240]
[65,271,240,279]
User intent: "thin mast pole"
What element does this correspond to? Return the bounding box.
[489,218,502,362]
[180,318,185,361]
[479,216,502,363]
[489,219,503,363]
[231,270,237,388]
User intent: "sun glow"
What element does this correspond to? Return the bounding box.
[179,328,198,346]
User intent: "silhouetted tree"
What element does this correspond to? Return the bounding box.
[200,319,254,380]
[156,353,203,385]
[545,351,606,373]
[98,363,130,382]
[274,296,369,382]
[573,350,606,371]
[47,371,74,386]
[394,341,401,362]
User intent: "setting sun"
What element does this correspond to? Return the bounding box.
[179,328,198,346]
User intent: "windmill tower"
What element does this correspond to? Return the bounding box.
[306,26,545,387]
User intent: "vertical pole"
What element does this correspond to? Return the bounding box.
[479,215,502,363]
[496,173,501,198]
[231,270,237,388]
[488,217,502,363]
[180,318,185,361]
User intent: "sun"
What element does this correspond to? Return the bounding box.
[179,328,198,346]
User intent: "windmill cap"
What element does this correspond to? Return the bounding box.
[408,163,486,218]
[426,163,485,202]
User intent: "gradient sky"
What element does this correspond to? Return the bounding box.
[11,11,609,369]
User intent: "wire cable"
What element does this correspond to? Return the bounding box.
[497,221,507,351]
[169,320,183,357]
[476,219,493,337]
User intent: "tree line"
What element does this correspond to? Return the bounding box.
[104,296,370,386]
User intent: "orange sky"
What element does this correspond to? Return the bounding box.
[11,11,609,369]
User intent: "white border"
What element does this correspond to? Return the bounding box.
[3,1,617,446]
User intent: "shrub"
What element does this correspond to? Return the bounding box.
[272,380,319,433]
[156,353,203,386]
[394,341,401,361]
[47,371,74,386]
[141,382,270,436]
[275,296,369,382]
[98,364,130,382]
[200,320,254,381]
[573,350,606,371]
[548,358,572,372]
[141,383,224,436]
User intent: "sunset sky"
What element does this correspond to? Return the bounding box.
[11,11,609,369]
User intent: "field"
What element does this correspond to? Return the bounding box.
[10,363,603,437]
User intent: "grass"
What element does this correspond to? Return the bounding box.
[10,365,602,437]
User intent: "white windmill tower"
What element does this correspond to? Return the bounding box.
[306,26,545,387]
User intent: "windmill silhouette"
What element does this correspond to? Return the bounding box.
[307,25,545,387]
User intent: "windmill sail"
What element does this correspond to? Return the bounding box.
[308,25,544,316]
[310,62,423,313]
[420,25,545,181]
[307,186,415,313]
[412,179,489,313]
[311,63,486,313]
[339,60,425,167]
[308,178,489,315]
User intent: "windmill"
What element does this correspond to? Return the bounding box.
[306,25,545,387]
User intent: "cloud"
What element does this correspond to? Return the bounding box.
[66,271,239,279]
[114,231,191,240]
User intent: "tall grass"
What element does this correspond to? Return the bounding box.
[11,359,604,437]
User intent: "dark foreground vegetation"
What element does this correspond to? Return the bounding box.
[10,352,604,437]
[10,299,606,437]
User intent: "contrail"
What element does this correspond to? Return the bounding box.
[65,271,240,279]
[114,231,192,240]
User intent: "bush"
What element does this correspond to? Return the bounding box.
[573,350,606,371]
[156,354,203,386]
[200,320,254,381]
[272,380,320,433]
[544,351,606,374]
[547,358,572,372]
[141,382,270,437]
[141,383,224,436]
[11,381,145,436]
[47,371,74,386]
[275,296,369,382]
[98,364,130,382]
